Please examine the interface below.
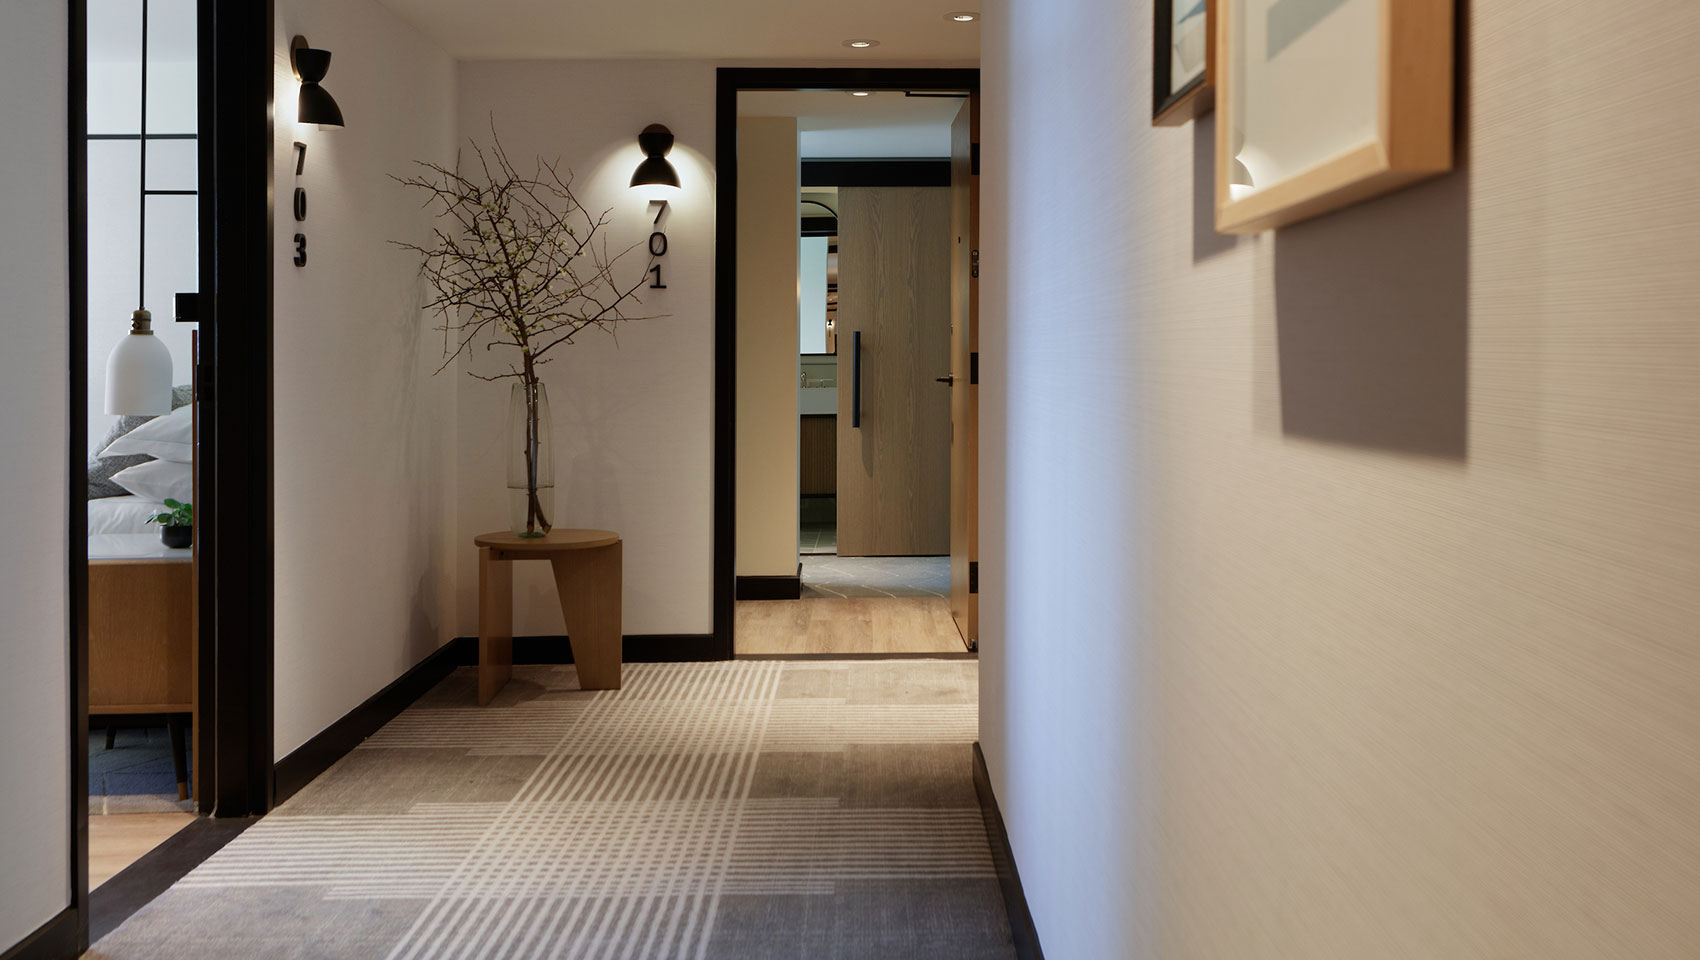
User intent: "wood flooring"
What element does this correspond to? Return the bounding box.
[90,812,196,890]
[735,596,968,654]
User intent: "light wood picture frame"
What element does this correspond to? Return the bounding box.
[1214,0,1452,233]
[1153,0,1216,126]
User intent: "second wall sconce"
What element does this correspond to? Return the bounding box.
[629,124,680,189]
[291,36,344,127]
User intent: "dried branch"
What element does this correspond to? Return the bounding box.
[391,124,662,385]
[393,124,664,535]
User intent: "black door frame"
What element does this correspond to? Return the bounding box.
[197,0,276,821]
[712,67,980,651]
[33,1,274,955]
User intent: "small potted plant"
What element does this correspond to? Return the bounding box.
[147,498,193,548]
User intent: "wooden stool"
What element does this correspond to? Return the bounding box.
[474,529,623,705]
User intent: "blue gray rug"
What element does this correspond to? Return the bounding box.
[90,724,191,814]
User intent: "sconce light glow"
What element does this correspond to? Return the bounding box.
[842,39,880,48]
[291,36,344,127]
[630,124,682,192]
[850,91,873,97]
[946,11,979,22]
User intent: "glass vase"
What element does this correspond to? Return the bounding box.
[507,379,554,537]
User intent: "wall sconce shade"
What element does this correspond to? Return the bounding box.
[291,36,344,127]
[630,124,680,189]
[105,310,174,415]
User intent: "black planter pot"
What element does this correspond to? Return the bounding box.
[160,524,192,549]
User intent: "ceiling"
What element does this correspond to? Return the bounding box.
[741,90,964,158]
[372,0,981,61]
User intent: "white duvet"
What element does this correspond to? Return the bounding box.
[88,496,169,536]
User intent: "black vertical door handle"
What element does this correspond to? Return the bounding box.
[851,330,862,429]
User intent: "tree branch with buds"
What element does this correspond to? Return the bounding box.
[393,127,659,535]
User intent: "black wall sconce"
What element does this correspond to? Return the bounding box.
[629,124,680,189]
[291,36,344,127]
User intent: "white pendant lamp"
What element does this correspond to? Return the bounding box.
[105,2,174,417]
[105,309,173,415]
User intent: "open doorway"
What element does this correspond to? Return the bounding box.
[83,0,203,891]
[720,70,979,656]
[70,0,275,946]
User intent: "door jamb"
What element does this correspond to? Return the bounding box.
[713,67,980,656]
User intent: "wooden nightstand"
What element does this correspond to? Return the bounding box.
[88,533,193,800]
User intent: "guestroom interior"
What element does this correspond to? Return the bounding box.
[82,0,204,892]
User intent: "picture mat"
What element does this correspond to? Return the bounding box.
[1231,0,1381,195]
[1171,0,1210,90]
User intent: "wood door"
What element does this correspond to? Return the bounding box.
[949,97,980,648]
[836,186,952,557]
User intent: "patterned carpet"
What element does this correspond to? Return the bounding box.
[800,556,950,599]
[90,661,1011,960]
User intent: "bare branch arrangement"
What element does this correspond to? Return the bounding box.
[393,128,658,535]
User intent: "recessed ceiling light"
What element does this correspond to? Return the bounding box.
[842,39,880,48]
[946,11,979,22]
[850,91,873,97]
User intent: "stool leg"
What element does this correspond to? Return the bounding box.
[479,547,514,706]
[105,724,117,750]
[168,716,189,801]
[551,541,623,690]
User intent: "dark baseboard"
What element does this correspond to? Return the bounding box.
[973,742,1045,960]
[275,631,730,803]
[0,907,79,960]
[501,634,728,664]
[737,566,802,600]
[273,640,466,803]
[89,816,255,944]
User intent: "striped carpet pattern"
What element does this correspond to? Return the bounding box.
[91,660,1012,960]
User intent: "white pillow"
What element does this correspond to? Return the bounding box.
[101,402,193,462]
[110,459,193,505]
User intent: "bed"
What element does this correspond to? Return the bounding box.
[89,495,172,536]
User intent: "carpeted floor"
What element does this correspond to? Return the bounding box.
[90,661,1011,960]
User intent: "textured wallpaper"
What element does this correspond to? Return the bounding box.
[980,0,1700,956]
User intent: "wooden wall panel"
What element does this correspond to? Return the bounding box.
[799,415,837,496]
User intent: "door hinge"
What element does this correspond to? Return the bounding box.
[970,352,979,385]
[971,249,979,279]
[969,561,979,594]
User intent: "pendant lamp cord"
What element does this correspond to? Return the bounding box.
[137,0,148,311]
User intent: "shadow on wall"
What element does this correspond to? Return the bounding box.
[1192,115,1239,262]
[1271,166,1470,459]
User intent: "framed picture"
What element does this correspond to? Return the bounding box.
[1214,0,1453,233]
[1153,0,1215,125]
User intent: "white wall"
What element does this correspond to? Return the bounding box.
[272,0,458,759]
[736,116,801,579]
[0,0,71,949]
[454,61,716,638]
[981,0,1700,957]
[799,236,828,354]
